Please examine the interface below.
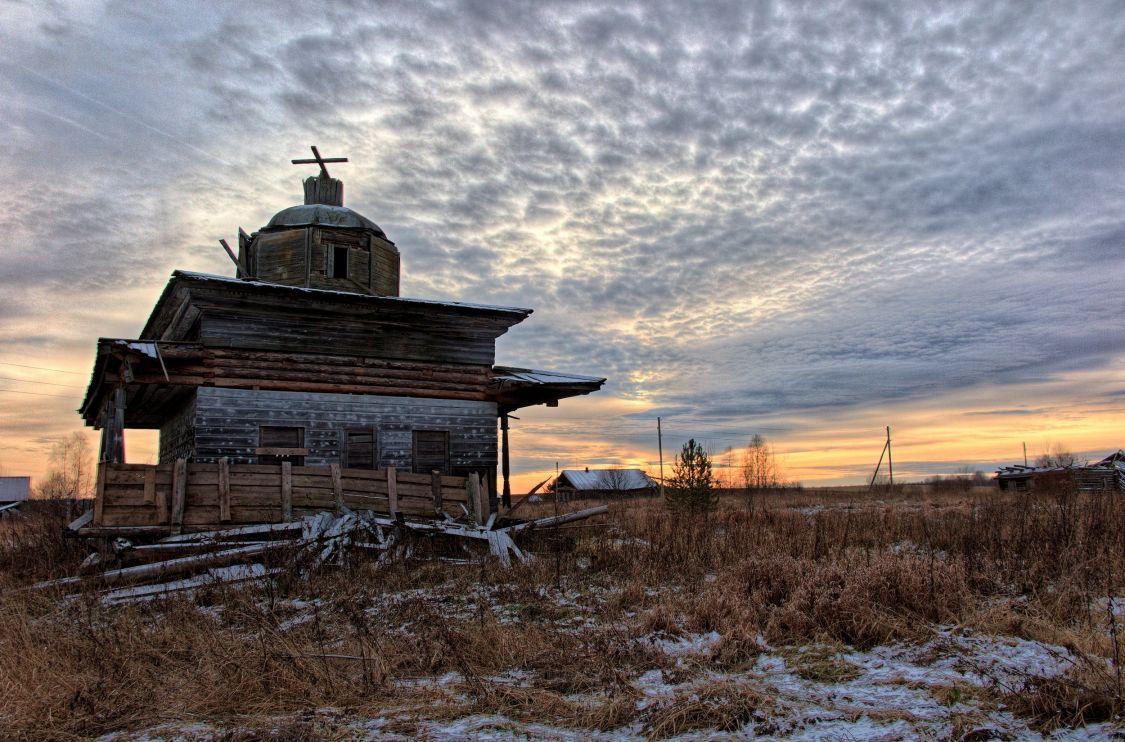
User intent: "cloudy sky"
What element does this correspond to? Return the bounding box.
[2,0,1123,488]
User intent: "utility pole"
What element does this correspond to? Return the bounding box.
[1023,441,1028,467]
[657,417,665,497]
[886,426,893,486]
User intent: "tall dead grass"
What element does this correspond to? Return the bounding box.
[0,483,1121,737]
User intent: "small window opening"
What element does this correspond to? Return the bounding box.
[332,246,349,279]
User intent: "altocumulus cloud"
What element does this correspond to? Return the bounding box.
[0,0,1123,478]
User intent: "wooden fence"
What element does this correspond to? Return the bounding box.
[90,460,481,534]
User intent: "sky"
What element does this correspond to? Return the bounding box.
[1,0,1123,490]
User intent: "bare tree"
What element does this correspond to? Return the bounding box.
[35,432,95,500]
[1036,442,1078,469]
[603,468,631,495]
[741,434,782,490]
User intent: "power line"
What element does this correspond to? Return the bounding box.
[0,388,76,399]
[0,375,83,389]
[0,361,85,375]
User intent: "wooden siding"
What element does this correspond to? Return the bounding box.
[252,230,307,285]
[139,274,528,367]
[370,236,399,296]
[158,394,196,462]
[131,346,494,402]
[186,387,498,473]
[92,461,470,530]
[200,308,502,364]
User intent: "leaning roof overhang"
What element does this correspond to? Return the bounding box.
[490,366,606,411]
[78,338,195,427]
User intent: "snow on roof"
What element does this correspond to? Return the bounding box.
[559,469,657,491]
[172,271,533,316]
[493,367,606,385]
[113,340,159,359]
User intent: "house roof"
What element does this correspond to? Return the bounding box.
[169,270,532,316]
[0,476,31,502]
[558,469,657,491]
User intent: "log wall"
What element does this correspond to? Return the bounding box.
[168,387,498,475]
[92,461,470,530]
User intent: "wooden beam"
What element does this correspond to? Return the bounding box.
[469,473,485,526]
[330,463,343,514]
[156,471,170,524]
[500,412,511,509]
[254,447,309,457]
[170,458,187,535]
[218,457,231,522]
[219,238,248,278]
[431,469,443,515]
[143,468,156,505]
[281,461,293,521]
[92,465,107,527]
[386,466,398,517]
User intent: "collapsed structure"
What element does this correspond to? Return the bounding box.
[996,450,1125,493]
[74,149,606,539]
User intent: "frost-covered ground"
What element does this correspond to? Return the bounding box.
[101,619,1123,741]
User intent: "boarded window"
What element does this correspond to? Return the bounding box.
[412,430,449,475]
[344,428,376,469]
[332,246,349,278]
[258,426,305,466]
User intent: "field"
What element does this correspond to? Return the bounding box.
[1,485,1123,740]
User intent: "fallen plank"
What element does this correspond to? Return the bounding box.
[158,520,305,543]
[35,542,287,591]
[99,563,278,605]
[509,505,609,532]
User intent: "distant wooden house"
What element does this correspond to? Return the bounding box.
[996,450,1125,493]
[555,469,658,499]
[77,150,605,533]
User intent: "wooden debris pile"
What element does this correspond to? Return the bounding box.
[39,504,608,603]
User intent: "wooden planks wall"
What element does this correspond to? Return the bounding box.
[92,462,471,529]
[200,309,501,365]
[178,387,498,473]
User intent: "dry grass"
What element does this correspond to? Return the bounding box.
[0,483,1122,738]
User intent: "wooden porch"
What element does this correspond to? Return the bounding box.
[84,461,484,536]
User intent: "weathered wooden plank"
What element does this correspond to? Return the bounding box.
[330,463,343,514]
[387,466,398,517]
[281,461,293,521]
[469,473,484,526]
[254,447,310,457]
[93,465,107,527]
[170,458,188,534]
[218,457,231,522]
[156,480,170,524]
[143,468,156,505]
[432,470,443,514]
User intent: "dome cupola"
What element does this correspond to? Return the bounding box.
[238,147,400,296]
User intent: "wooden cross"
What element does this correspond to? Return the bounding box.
[291,145,348,178]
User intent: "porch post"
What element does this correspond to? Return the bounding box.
[98,386,127,464]
[500,411,512,508]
